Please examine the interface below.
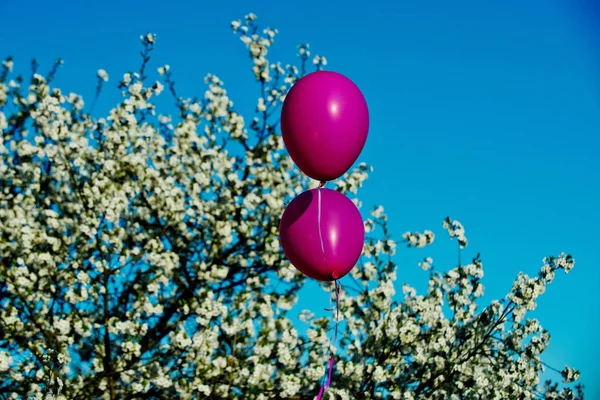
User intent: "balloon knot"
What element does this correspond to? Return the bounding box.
[319,181,327,188]
[331,271,339,280]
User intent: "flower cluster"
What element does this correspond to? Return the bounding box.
[402,230,435,248]
[443,216,468,248]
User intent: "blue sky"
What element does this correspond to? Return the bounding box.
[1,0,598,396]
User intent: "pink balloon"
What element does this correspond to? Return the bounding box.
[279,188,364,281]
[281,71,369,182]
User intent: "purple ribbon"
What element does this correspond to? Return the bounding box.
[316,279,340,400]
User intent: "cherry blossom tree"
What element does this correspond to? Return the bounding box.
[0,13,584,400]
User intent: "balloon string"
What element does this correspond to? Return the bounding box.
[317,187,325,258]
[316,280,340,400]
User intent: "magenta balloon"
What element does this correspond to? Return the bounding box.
[279,188,364,281]
[281,71,369,182]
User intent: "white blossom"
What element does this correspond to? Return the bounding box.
[0,351,12,372]
[157,64,170,76]
[2,59,13,72]
[97,69,109,82]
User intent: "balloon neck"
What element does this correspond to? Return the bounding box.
[331,271,339,280]
[319,181,327,188]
